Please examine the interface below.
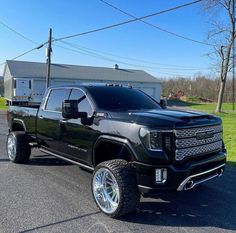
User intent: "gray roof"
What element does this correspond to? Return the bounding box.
[5,60,161,83]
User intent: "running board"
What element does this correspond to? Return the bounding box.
[40,148,94,171]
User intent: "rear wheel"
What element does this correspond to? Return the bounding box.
[92,159,140,218]
[6,131,31,164]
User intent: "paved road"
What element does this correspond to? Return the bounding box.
[0,110,236,233]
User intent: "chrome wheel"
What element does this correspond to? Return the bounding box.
[7,134,16,160]
[92,168,120,214]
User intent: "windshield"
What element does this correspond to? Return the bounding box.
[87,86,161,111]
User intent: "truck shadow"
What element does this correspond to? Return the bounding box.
[120,182,236,231]
[15,151,236,231]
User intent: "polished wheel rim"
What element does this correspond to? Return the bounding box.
[93,168,120,214]
[7,135,16,160]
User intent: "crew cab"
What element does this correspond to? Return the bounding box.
[6,85,226,217]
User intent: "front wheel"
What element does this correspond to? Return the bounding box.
[6,131,31,164]
[92,159,140,218]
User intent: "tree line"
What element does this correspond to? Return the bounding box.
[162,75,235,103]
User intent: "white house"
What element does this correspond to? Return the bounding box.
[3,60,162,104]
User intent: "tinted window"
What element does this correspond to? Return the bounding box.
[45,89,68,112]
[69,89,93,116]
[88,87,160,111]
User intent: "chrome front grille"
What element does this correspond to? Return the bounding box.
[176,141,222,161]
[176,132,222,149]
[175,125,223,161]
[175,125,223,138]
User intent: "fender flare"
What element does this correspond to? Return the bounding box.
[93,135,138,166]
[11,119,27,131]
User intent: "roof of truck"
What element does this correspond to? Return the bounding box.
[48,83,133,91]
[5,60,162,84]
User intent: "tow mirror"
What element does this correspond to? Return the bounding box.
[160,98,167,109]
[62,100,78,119]
[62,100,88,119]
[77,111,88,119]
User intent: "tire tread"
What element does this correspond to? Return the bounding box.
[92,159,140,218]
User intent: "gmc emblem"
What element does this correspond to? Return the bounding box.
[196,130,214,140]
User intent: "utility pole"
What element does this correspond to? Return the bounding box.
[46,28,52,89]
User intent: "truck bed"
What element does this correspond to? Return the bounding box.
[7,106,39,135]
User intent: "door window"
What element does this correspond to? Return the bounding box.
[69,89,93,116]
[45,89,69,112]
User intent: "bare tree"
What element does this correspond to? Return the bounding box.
[204,0,235,112]
[162,75,236,102]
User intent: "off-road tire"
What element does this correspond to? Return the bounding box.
[92,159,141,218]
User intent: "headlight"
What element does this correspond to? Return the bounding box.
[139,128,163,151]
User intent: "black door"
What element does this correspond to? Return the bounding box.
[59,88,99,165]
[37,88,70,153]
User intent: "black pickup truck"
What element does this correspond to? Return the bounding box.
[6,85,226,217]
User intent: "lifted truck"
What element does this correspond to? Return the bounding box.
[6,85,226,217]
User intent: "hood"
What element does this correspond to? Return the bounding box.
[108,109,221,129]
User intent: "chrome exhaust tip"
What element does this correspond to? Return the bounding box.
[177,164,225,191]
[184,179,194,190]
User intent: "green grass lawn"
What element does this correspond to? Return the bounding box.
[0,97,7,110]
[189,103,236,165]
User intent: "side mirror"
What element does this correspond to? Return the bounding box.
[62,100,88,119]
[160,98,167,109]
[77,112,88,118]
[62,100,79,119]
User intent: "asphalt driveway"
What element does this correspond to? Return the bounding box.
[0,110,235,233]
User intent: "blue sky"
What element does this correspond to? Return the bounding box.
[0,0,220,78]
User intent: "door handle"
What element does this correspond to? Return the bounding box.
[60,119,67,124]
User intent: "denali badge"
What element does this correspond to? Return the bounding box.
[196,130,214,140]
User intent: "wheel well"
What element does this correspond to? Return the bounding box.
[94,140,134,166]
[12,123,25,132]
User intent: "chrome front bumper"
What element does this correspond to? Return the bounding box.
[177,163,225,191]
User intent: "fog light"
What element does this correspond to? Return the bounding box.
[155,168,167,184]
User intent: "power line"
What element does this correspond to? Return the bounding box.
[58,40,209,71]
[53,0,204,42]
[0,19,38,45]
[0,43,46,66]
[0,19,47,67]
[0,48,36,66]
[55,41,159,69]
[99,0,214,47]
[54,41,201,76]
[56,41,158,68]
[54,41,128,63]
